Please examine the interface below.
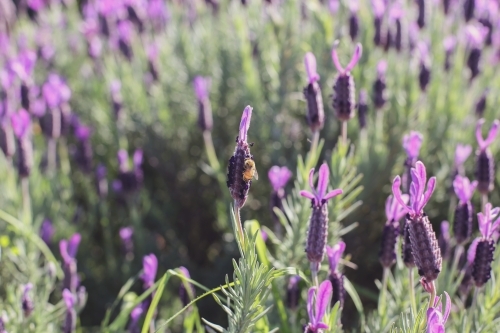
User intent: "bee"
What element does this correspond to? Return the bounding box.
[242,158,259,182]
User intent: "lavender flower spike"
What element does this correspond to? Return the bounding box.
[301,164,343,265]
[326,241,346,308]
[455,144,472,172]
[227,106,254,208]
[380,194,409,268]
[178,266,196,307]
[453,175,477,203]
[426,292,451,333]
[193,76,213,132]
[393,161,441,284]
[304,280,332,333]
[22,283,34,317]
[403,131,423,159]
[11,109,33,177]
[268,166,292,193]
[475,119,499,194]
[473,203,500,287]
[62,289,76,333]
[303,53,324,133]
[438,221,451,260]
[304,52,320,83]
[141,254,158,289]
[331,43,362,122]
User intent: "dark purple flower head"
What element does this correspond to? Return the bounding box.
[193,76,210,101]
[304,52,320,84]
[371,0,385,18]
[326,241,345,273]
[129,305,143,331]
[22,283,34,316]
[478,203,500,239]
[268,166,292,192]
[13,49,37,82]
[467,238,480,265]
[40,219,54,244]
[147,0,169,28]
[455,144,472,168]
[402,131,423,159]
[300,164,343,208]
[62,289,75,309]
[11,109,31,139]
[453,175,477,203]
[476,118,499,151]
[426,291,451,333]
[385,194,409,222]
[393,161,437,218]
[305,280,332,333]
[119,227,133,242]
[75,125,92,142]
[141,254,158,288]
[331,43,363,76]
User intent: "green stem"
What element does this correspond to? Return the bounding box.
[452,245,463,272]
[482,193,488,213]
[409,268,417,315]
[341,121,348,144]
[310,262,319,289]
[428,281,436,310]
[21,177,31,225]
[378,267,389,317]
[233,201,245,250]
[47,138,57,175]
[203,130,220,172]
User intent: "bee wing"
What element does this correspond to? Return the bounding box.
[254,168,259,180]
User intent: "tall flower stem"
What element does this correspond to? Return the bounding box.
[481,193,488,213]
[203,130,220,172]
[47,138,57,174]
[21,177,31,225]
[233,201,245,248]
[428,281,436,309]
[378,267,389,318]
[452,244,463,272]
[311,130,319,157]
[310,262,319,288]
[341,121,347,144]
[409,268,417,315]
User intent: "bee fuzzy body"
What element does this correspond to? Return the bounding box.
[242,158,258,182]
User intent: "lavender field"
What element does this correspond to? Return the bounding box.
[1,0,500,332]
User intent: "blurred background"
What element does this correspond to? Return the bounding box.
[1,0,500,331]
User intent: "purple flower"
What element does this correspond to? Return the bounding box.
[371,0,385,18]
[385,194,409,222]
[40,219,54,245]
[42,74,71,109]
[300,163,343,208]
[466,23,488,49]
[326,241,345,273]
[227,106,254,208]
[393,161,436,218]
[467,238,480,265]
[62,288,76,333]
[120,227,134,257]
[129,305,143,333]
[193,76,210,101]
[147,0,169,30]
[455,144,472,168]
[141,254,158,288]
[478,203,500,239]
[11,109,31,139]
[75,125,92,141]
[304,280,332,333]
[476,118,499,151]
[402,131,423,159]
[453,175,477,203]
[426,291,451,333]
[268,166,292,192]
[329,0,339,14]
[60,233,81,265]
[118,149,129,172]
[22,283,34,317]
[304,52,320,84]
[443,36,456,52]
[63,289,75,309]
[178,266,196,307]
[331,43,363,76]
[133,149,143,169]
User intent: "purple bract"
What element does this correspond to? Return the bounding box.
[300,163,343,208]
